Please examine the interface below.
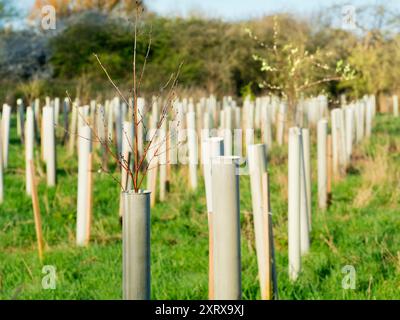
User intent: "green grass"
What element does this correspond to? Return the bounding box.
[1,115,400,299]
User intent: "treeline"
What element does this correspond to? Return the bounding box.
[1,5,400,103]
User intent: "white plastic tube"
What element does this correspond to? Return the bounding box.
[25,107,35,195]
[393,95,399,117]
[123,191,151,300]
[1,104,11,168]
[43,106,56,186]
[76,125,91,246]
[0,121,3,203]
[187,112,198,190]
[202,137,224,213]
[300,129,310,254]
[248,144,271,299]
[288,127,301,281]
[212,156,241,299]
[317,119,328,210]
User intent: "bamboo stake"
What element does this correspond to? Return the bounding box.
[208,212,214,300]
[119,152,132,218]
[150,163,158,208]
[265,172,278,299]
[29,160,44,262]
[119,121,134,216]
[147,126,159,208]
[261,172,272,300]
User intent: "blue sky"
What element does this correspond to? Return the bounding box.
[15,0,400,21]
[145,0,399,20]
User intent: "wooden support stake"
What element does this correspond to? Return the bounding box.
[119,151,132,217]
[29,160,44,262]
[265,172,279,299]
[208,212,214,300]
[150,164,158,208]
[261,172,272,300]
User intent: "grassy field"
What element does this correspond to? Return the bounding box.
[0,114,399,300]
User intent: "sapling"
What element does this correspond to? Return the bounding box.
[87,3,182,300]
[29,160,44,262]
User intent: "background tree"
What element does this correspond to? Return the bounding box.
[247,14,355,121]
[3,2,400,103]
